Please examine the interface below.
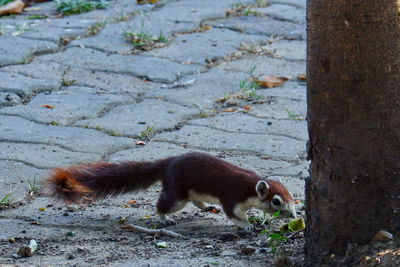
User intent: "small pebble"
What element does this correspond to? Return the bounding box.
[17,245,33,257]
[241,245,256,255]
[372,230,393,242]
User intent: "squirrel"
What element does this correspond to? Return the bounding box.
[46,152,296,230]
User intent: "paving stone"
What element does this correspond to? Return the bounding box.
[0,115,135,154]
[270,0,306,8]
[70,19,196,54]
[75,98,198,136]
[153,0,241,25]
[265,40,306,61]
[39,47,203,83]
[255,4,305,24]
[208,16,306,40]
[248,97,307,120]
[0,161,47,203]
[145,68,248,108]
[155,125,305,160]
[258,81,306,101]
[271,160,309,179]
[217,56,306,78]
[0,36,58,66]
[0,86,132,125]
[0,71,60,97]
[110,141,204,161]
[1,60,64,80]
[145,28,265,65]
[190,113,307,141]
[63,68,159,93]
[0,143,99,169]
[0,18,95,43]
[111,142,291,177]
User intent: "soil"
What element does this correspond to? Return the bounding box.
[0,185,306,266]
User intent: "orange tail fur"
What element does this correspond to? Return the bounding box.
[46,159,171,203]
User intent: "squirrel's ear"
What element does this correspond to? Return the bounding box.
[256,181,269,199]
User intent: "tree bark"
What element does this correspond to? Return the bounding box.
[306,0,400,265]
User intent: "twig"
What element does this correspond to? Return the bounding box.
[120,224,186,238]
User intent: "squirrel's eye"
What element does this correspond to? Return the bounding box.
[272,198,281,206]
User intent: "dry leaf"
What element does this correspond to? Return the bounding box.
[243,105,251,111]
[128,200,137,205]
[41,104,55,109]
[209,209,220,214]
[38,207,46,211]
[255,75,289,88]
[136,141,146,146]
[297,73,306,81]
[202,25,212,31]
[0,0,25,16]
[136,0,158,4]
[294,200,301,204]
[224,108,237,112]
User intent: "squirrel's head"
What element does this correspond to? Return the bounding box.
[255,180,296,218]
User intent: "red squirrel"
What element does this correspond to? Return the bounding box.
[46,152,296,230]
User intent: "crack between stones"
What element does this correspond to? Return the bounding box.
[0,138,100,155]
[187,123,306,142]
[152,138,299,162]
[0,158,51,170]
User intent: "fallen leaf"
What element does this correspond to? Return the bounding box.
[224,107,237,112]
[209,209,220,214]
[118,217,127,224]
[243,105,251,111]
[0,0,25,16]
[128,200,137,205]
[41,104,55,109]
[31,221,40,225]
[136,141,146,146]
[38,207,46,211]
[136,0,158,4]
[297,73,306,81]
[202,25,212,31]
[123,204,130,208]
[294,200,301,204]
[254,75,289,88]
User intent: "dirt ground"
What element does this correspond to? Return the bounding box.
[0,184,306,266]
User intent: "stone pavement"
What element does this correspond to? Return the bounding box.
[0,0,307,265]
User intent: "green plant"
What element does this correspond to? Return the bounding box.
[28,15,48,20]
[26,177,39,195]
[55,0,108,15]
[106,129,121,136]
[139,126,155,141]
[0,190,14,206]
[286,109,300,120]
[125,23,169,49]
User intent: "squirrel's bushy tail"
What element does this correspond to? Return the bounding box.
[46,158,171,203]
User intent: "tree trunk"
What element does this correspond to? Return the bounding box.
[306,0,400,265]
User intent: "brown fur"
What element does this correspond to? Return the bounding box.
[46,152,293,220]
